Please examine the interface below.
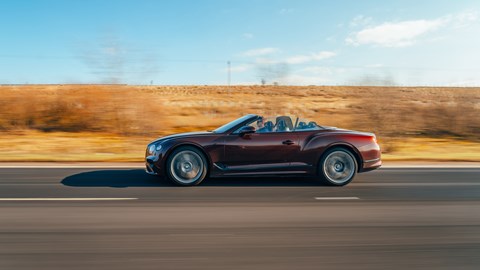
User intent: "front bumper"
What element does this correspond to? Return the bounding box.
[145,156,159,175]
[145,144,164,176]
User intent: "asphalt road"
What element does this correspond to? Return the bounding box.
[0,167,479,270]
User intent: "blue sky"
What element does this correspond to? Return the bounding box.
[1,0,479,85]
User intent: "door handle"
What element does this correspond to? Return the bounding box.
[282,140,295,145]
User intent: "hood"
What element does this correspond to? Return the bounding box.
[149,131,212,144]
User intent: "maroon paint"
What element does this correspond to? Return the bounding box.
[146,115,381,177]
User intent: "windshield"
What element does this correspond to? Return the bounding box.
[213,114,257,133]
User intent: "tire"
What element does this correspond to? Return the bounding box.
[166,146,208,186]
[319,147,358,186]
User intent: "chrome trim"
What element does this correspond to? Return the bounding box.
[146,155,157,164]
[145,163,158,175]
[145,170,157,175]
[213,162,294,172]
[213,163,227,171]
[364,158,381,163]
[222,171,306,176]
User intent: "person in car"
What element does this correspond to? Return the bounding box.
[256,117,275,133]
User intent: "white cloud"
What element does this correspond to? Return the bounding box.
[241,47,336,64]
[285,55,311,64]
[228,64,252,73]
[347,19,445,47]
[346,11,479,47]
[285,51,336,64]
[282,74,330,85]
[255,58,279,65]
[312,51,337,60]
[450,10,479,28]
[242,47,280,57]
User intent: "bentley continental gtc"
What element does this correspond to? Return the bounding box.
[145,114,381,186]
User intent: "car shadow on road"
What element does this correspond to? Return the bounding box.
[61,169,322,188]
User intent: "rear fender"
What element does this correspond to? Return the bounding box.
[303,134,367,171]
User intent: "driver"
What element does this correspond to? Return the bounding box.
[256,117,267,133]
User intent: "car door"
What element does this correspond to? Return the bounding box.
[223,132,299,172]
[220,130,300,173]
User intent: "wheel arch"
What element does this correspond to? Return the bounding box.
[163,142,212,175]
[318,143,363,173]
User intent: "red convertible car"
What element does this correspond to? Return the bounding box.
[145,114,381,186]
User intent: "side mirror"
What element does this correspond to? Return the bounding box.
[238,125,256,136]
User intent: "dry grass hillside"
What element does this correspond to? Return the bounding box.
[0,84,479,161]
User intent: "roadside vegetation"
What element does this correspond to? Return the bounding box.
[0,84,479,161]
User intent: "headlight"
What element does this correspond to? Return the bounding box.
[148,144,162,155]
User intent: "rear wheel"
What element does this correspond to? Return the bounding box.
[319,148,357,186]
[166,146,208,186]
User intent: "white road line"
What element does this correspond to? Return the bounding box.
[315,197,360,200]
[0,198,138,201]
[382,165,480,168]
[355,183,480,186]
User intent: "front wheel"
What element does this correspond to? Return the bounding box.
[166,146,208,186]
[319,148,357,186]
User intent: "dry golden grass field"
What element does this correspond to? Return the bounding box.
[0,84,479,162]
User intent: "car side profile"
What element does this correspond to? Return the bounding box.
[145,114,381,186]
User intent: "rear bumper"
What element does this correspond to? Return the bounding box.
[361,158,382,172]
[358,140,381,172]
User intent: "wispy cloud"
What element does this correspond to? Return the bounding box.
[349,15,373,27]
[346,10,479,47]
[242,47,280,57]
[285,51,336,64]
[346,19,444,47]
[282,74,330,85]
[240,49,338,85]
[254,58,278,65]
[448,10,479,28]
[227,64,252,73]
[251,51,336,65]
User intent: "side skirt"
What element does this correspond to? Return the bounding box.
[211,162,314,177]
